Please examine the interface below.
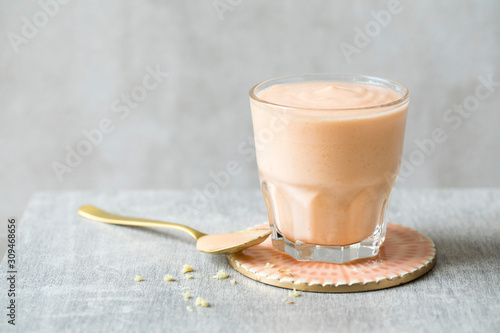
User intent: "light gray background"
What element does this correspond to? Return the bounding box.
[1,1,499,251]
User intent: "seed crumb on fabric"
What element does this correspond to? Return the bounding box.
[182,264,193,274]
[289,288,301,298]
[196,297,209,307]
[212,270,229,280]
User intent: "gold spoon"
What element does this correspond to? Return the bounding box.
[77,205,271,254]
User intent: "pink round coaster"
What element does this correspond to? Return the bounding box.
[226,222,436,292]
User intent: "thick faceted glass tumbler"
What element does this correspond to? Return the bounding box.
[249,74,409,263]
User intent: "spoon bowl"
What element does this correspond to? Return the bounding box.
[196,229,272,254]
[77,205,271,255]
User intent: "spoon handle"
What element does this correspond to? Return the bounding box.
[77,205,206,240]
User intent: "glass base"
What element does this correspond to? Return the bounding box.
[271,226,385,264]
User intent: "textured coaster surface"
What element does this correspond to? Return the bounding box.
[227,222,436,292]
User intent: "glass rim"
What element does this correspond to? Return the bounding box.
[249,73,410,113]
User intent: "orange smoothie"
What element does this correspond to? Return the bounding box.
[250,80,408,246]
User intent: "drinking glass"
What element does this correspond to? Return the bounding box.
[249,74,409,263]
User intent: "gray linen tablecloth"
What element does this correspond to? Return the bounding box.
[1,189,499,332]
